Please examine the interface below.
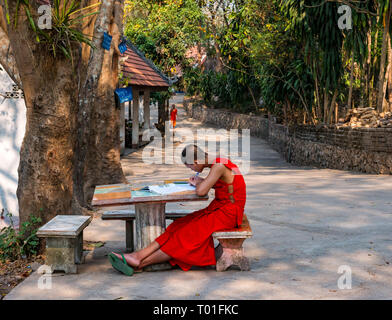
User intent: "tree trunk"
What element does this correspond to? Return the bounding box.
[208,12,223,72]
[366,27,372,106]
[157,98,167,136]
[2,2,76,224]
[387,34,392,111]
[1,0,125,224]
[370,11,380,109]
[323,89,329,123]
[73,0,126,213]
[327,90,338,124]
[314,68,322,122]
[347,53,354,109]
[248,86,258,111]
[382,34,391,111]
[376,4,391,112]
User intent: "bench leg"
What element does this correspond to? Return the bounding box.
[125,220,134,252]
[74,231,83,264]
[45,237,79,274]
[215,238,250,272]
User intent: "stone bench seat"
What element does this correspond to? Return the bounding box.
[101,209,194,252]
[212,214,253,271]
[37,215,92,274]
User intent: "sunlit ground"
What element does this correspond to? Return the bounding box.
[5,94,392,300]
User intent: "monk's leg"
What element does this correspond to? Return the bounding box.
[112,208,208,268]
[112,241,161,268]
[138,249,171,269]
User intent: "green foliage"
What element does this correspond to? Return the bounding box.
[40,0,100,62]
[125,0,204,76]
[7,0,99,62]
[0,213,42,262]
[125,0,391,122]
[280,0,344,92]
[4,0,10,24]
[183,68,202,96]
[259,58,313,112]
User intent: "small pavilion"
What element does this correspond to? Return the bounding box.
[120,42,171,149]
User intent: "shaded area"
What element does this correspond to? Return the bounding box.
[5,94,392,300]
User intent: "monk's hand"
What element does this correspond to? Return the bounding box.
[189,176,203,186]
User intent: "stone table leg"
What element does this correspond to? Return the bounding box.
[125,220,134,253]
[134,202,172,271]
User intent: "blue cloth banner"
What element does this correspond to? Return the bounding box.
[115,87,133,103]
[102,32,112,50]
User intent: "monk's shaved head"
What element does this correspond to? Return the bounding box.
[181,144,207,164]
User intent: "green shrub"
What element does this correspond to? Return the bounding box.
[184,68,202,96]
[0,213,42,262]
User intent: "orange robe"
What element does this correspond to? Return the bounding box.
[170,108,177,128]
[155,158,246,271]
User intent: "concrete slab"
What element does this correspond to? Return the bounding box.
[5,95,392,300]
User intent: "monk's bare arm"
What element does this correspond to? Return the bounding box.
[190,164,225,196]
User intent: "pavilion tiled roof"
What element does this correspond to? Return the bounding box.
[121,42,171,89]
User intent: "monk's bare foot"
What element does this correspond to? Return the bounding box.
[112,252,140,268]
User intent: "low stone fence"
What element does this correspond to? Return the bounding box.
[184,99,269,139]
[183,97,392,174]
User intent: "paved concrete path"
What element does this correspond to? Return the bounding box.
[6,94,392,299]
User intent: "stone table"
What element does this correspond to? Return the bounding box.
[92,183,208,270]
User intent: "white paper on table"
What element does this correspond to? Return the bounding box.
[148,183,196,195]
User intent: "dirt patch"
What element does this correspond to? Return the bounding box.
[0,255,45,299]
[0,241,104,299]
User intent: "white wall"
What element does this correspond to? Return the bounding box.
[0,64,26,217]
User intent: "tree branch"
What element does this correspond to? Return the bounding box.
[305,0,378,16]
[0,21,22,88]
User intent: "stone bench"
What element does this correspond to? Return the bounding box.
[37,215,92,274]
[212,214,253,271]
[101,209,194,252]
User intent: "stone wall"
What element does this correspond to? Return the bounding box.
[287,125,392,174]
[184,98,269,139]
[184,97,392,174]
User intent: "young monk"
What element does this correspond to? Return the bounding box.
[170,104,178,128]
[110,144,246,274]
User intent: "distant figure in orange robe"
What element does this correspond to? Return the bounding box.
[112,144,246,272]
[170,104,177,128]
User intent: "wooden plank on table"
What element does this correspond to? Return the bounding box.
[164,179,188,184]
[93,191,131,201]
[92,184,132,203]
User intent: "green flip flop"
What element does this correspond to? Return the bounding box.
[108,253,134,276]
